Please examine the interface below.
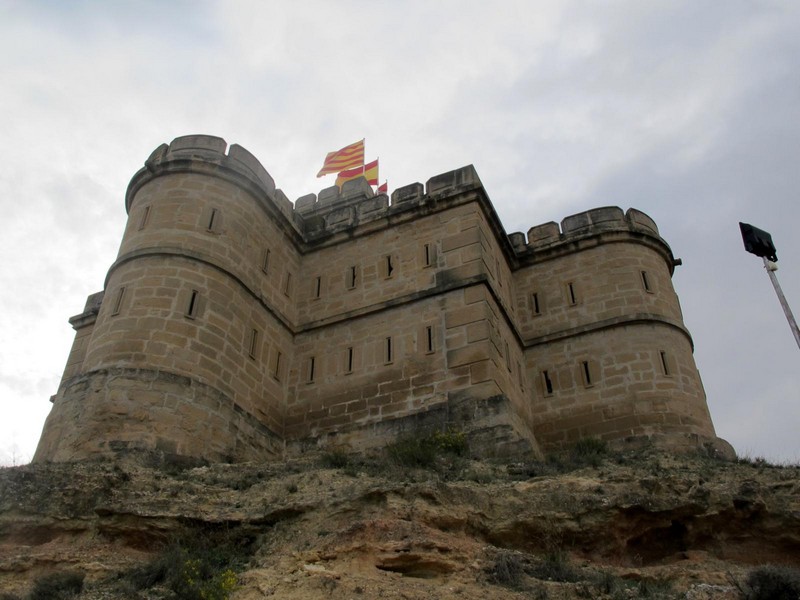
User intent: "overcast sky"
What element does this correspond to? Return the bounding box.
[1,0,798,465]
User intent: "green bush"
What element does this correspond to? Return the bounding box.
[177,558,237,600]
[430,429,467,456]
[126,527,252,600]
[741,565,800,599]
[29,571,85,600]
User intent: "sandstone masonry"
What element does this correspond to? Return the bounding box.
[34,135,732,463]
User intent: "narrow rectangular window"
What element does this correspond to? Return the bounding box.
[314,276,322,299]
[284,272,292,297]
[273,351,282,381]
[262,248,271,274]
[138,206,150,230]
[641,271,652,293]
[385,337,393,364]
[542,370,554,395]
[207,208,219,232]
[660,351,671,376]
[185,289,199,319]
[384,255,394,278]
[581,360,592,386]
[248,328,259,360]
[567,282,577,305]
[347,266,357,289]
[423,243,432,267]
[425,325,434,353]
[111,286,125,316]
[505,341,512,370]
[307,356,316,383]
[532,292,541,315]
[345,347,354,374]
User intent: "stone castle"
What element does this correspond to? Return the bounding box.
[34,135,731,463]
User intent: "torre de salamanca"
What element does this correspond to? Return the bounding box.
[34,135,733,463]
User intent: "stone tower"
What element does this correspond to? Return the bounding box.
[34,135,732,463]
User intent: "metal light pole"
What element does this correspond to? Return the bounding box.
[740,222,800,350]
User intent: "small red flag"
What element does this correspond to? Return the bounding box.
[377,181,388,193]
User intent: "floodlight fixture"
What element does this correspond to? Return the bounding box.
[739,222,799,349]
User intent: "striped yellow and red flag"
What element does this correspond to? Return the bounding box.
[336,159,378,188]
[316,139,365,177]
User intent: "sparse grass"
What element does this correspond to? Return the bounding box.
[28,571,85,600]
[486,549,526,589]
[522,437,611,476]
[594,569,626,597]
[147,451,209,476]
[569,437,608,468]
[320,448,351,469]
[386,429,467,469]
[528,549,582,583]
[635,577,675,598]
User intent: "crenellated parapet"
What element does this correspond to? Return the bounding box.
[126,135,297,231]
[293,164,485,240]
[508,206,679,273]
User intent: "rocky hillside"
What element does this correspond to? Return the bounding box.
[1,443,799,599]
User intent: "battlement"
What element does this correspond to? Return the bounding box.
[126,134,295,225]
[508,206,660,251]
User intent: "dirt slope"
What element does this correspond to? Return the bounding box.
[1,449,798,599]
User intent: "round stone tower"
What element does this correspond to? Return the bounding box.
[35,135,295,462]
[516,207,731,456]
